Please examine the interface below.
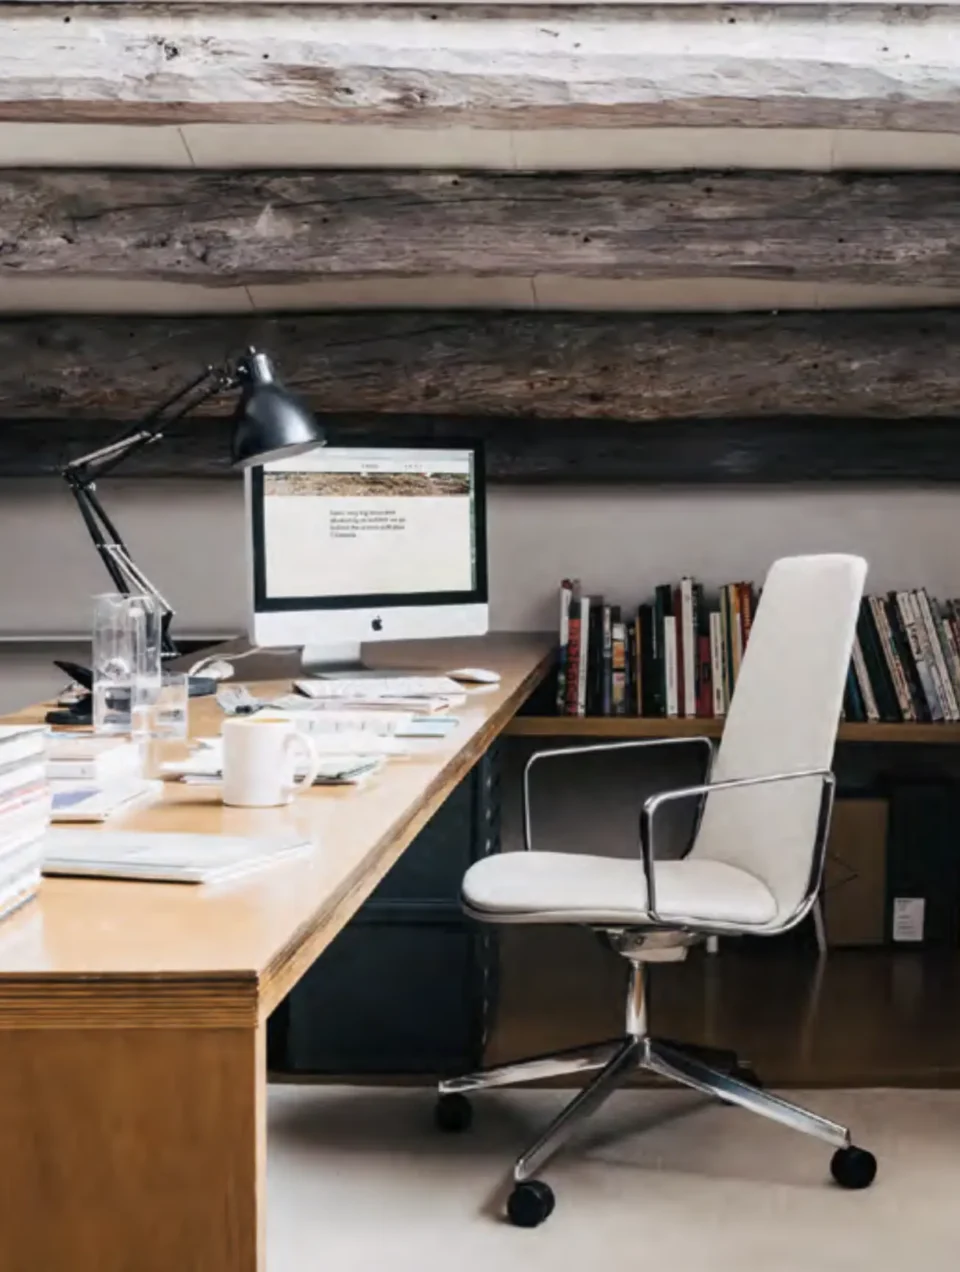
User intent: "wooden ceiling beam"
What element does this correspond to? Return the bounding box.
[4,170,960,287]
[2,4,960,131]
[3,309,960,422]
[8,413,960,484]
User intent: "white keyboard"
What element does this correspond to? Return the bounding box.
[294,676,465,700]
[293,729,410,757]
[269,699,414,732]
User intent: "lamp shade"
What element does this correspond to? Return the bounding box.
[230,350,325,468]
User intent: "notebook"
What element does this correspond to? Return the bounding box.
[43,829,312,884]
[49,779,159,823]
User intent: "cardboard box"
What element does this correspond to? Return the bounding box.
[822,798,888,947]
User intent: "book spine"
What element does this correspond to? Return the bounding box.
[664,615,679,718]
[739,581,754,652]
[0,760,45,799]
[871,596,916,721]
[564,583,582,717]
[949,602,960,671]
[851,635,880,723]
[907,589,946,720]
[918,589,959,721]
[0,733,46,770]
[941,601,960,711]
[680,577,696,718]
[654,585,671,717]
[576,594,590,717]
[886,594,927,721]
[633,612,643,715]
[672,585,685,719]
[628,616,636,715]
[601,603,613,716]
[585,599,601,716]
[730,583,744,688]
[719,588,732,711]
[555,579,572,715]
[640,604,658,716]
[857,599,899,722]
[709,612,725,717]
[611,612,627,716]
[696,634,713,717]
[899,592,941,721]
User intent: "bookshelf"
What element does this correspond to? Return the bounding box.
[507,716,960,745]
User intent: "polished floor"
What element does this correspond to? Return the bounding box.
[268,1083,960,1271]
[488,929,960,1086]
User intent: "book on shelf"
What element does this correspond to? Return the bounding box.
[663,614,679,718]
[551,577,960,728]
[555,578,573,715]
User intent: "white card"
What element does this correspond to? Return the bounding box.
[892,897,925,943]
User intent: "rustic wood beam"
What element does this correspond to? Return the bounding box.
[3,310,960,423]
[2,4,960,132]
[7,413,960,485]
[5,170,960,286]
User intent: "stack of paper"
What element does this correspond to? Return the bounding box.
[0,726,50,920]
[162,740,383,786]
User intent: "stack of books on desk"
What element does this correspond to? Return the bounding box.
[46,736,154,822]
[0,726,50,921]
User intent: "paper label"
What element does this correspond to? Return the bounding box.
[892,897,925,943]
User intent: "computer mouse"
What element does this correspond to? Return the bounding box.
[201,659,236,682]
[447,667,501,685]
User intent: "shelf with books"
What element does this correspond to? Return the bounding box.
[506,715,960,745]
[551,575,960,733]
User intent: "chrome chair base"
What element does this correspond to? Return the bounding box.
[440,1031,850,1185]
[437,962,876,1223]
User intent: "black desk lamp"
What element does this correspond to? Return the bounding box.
[59,348,324,690]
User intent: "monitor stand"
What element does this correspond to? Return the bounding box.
[300,643,412,680]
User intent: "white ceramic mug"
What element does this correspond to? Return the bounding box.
[221,717,321,808]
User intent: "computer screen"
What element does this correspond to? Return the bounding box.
[247,442,488,651]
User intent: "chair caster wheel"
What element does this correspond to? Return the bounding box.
[830,1145,877,1190]
[507,1179,555,1228]
[434,1092,472,1133]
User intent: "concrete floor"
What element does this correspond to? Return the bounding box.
[267,1083,960,1271]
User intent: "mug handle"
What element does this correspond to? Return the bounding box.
[284,730,321,796]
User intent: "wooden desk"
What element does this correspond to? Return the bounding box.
[0,634,551,1272]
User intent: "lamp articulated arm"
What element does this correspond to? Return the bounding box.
[60,353,258,660]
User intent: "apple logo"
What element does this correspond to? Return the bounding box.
[371,616,383,632]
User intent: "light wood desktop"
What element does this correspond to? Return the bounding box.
[0,634,552,1272]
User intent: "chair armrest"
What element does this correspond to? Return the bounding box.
[521,735,715,854]
[639,768,836,927]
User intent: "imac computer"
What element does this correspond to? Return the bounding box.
[246,441,488,668]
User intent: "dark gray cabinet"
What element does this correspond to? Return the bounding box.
[268,745,501,1076]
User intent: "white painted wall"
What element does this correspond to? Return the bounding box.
[4,477,960,714]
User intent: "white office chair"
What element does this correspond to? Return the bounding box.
[436,554,876,1226]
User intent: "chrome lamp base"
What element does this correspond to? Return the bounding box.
[436,961,877,1227]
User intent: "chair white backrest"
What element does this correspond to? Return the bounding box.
[691,554,868,925]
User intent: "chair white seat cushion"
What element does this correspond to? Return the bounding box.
[462,852,778,927]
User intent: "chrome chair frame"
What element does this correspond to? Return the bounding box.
[442,739,847,1189]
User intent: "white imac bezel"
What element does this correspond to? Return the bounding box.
[244,441,489,654]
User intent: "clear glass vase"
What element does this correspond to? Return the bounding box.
[91,594,163,736]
